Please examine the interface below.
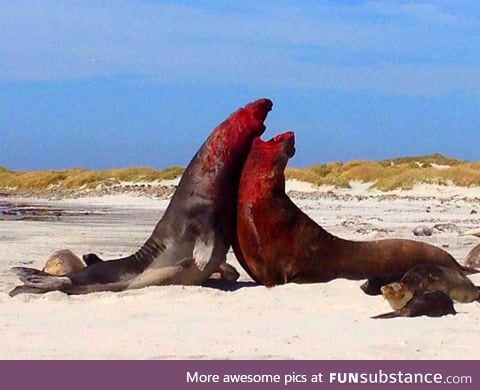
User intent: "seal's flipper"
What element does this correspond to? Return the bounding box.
[12,267,48,277]
[16,267,72,289]
[82,253,104,266]
[9,285,51,297]
[193,238,215,271]
[371,311,400,319]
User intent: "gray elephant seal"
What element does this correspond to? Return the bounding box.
[43,249,85,275]
[465,243,480,269]
[10,98,272,296]
[381,264,479,310]
[372,291,457,319]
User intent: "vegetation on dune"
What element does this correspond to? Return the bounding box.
[0,166,185,191]
[1,154,480,192]
[285,153,480,191]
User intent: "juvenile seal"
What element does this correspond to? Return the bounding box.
[381,264,479,310]
[10,98,272,296]
[233,132,478,287]
[43,249,85,275]
[372,291,457,319]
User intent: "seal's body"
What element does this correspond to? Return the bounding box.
[233,132,477,287]
[381,264,479,310]
[42,250,85,275]
[372,291,457,319]
[10,99,272,296]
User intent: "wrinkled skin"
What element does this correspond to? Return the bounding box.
[233,132,477,287]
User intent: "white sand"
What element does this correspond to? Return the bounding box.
[1,181,480,359]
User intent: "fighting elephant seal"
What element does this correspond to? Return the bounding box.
[233,131,478,287]
[381,264,479,310]
[43,249,85,275]
[372,291,457,319]
[10,98,272,296]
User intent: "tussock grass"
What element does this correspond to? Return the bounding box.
[1,154,479,192]
[288,154,480,191]
[0,166,185,190]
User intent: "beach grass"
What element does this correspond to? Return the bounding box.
[1,154,480,192]
[0,166,185,190]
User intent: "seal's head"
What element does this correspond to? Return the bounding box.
[239,131,295,197]
[381,282,414,310]
[198,99,272,167]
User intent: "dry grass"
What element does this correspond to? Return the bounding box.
[287,154,480,191]
[0,166,185,190]
[1,154,479,192]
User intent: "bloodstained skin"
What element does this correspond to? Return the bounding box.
[233,132,475,287]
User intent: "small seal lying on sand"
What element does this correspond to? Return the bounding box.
[43,249,85,275]
[10,98,272,295]
[233,132,478,287]
[372,291,457,319]
[381,264,479,310]
[465,243,480,269]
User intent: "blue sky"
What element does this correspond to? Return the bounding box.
[1,0,479,169]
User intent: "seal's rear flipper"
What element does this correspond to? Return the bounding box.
[9,286,51,297]
[371,311,400,319]
[12,266,72,290]
[12,266,48,277]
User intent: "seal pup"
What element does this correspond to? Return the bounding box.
[372,291,457,319]
[465,243,480,269]
[381,264,480,310]
[233,132,478,287]
[43,249,85,275]
[10,98,272,295]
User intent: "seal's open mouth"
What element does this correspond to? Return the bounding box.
[273,131,295,158]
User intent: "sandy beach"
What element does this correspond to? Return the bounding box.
[1,182,480,359]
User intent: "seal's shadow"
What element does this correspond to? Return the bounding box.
[201,279,257,291]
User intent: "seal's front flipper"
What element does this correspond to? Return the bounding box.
[82,253,104,266]
[193,238,215,271]
[371,311,400,319]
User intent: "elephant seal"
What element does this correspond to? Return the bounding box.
[10,98,272,296]
[372,291,457,319]
[233,131,478,287]
[43,249,85,275]
[381,264,479,310]
[465,243,480,269]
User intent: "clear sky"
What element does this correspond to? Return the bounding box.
[1,0,479,169]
